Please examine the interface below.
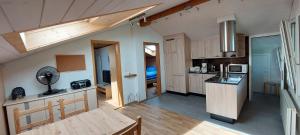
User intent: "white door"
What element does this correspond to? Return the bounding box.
[252,54,270,93]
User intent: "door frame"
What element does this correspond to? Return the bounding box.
[249,32,280,101]
[91,40,124,107]
[143,42,162,98]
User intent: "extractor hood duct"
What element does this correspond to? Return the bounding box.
[219,20,236,52]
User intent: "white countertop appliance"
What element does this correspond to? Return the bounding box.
[228,64,248,73]
[201,63,208,73]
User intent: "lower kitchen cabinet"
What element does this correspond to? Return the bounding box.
[189,74,203,94]
[189,73,216,95]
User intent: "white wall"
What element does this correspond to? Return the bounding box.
[2,39,94,97]
[2,24,165,104]
[0,67,7,135]
[94,47,110,84]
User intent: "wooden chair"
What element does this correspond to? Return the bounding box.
[13,101,54,134]
[59,92,89,119]
[114,116,142,135]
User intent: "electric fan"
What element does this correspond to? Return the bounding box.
[36,66,64,96]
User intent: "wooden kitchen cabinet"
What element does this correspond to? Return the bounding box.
[191,40,205,59]
[191,34,246,59]
[164,33,191,94]
[205,35,222,58]
[236,34,246,57]
[189,74,203,94]
[188,73,216,95]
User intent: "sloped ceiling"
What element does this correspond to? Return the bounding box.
[0,0,184,64]
[0,0,293,64]
[148,0,292,40]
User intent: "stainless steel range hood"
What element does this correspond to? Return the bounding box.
[219,20,236,52]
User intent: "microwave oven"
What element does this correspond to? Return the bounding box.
[228,64,248,73]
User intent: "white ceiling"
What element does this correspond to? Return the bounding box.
[148,0,292,40]
[0,0,179,64]
[0,0,293,64]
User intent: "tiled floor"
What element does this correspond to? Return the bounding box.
[144,92,284,135]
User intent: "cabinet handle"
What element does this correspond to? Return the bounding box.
[166,38,175,41]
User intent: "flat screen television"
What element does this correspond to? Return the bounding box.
[102,70,111,84]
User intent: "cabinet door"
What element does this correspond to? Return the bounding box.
[191,41,199,59]
[173,38,185,75]
[205,36,222,58]
[6,100,46,135]
[74,91,85,111]
[87,89,97,110]
[212,35,222,58]
[189,74,198,93]
[164,40,174,90]
[45,94,75,121]
[237,34,246,57]
[198,40,206,58]
[189,74,203,94]
[173,75,186,93]
[28,100,47,125]
[7,104,26,135]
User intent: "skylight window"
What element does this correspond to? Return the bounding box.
[4,5,156,53]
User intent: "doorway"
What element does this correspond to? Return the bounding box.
[144,42,161,99]
[249,34,281,98]
[91,40,124,107]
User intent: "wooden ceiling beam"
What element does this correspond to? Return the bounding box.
[139,0,209,27]
[2,32,27,53]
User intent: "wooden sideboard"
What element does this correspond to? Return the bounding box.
[3,86,97,135]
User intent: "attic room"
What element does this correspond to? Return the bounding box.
[0,0,299,135]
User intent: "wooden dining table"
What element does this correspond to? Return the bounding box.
[18,105,135,135]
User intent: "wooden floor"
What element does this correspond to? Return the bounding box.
[117,103,241,135]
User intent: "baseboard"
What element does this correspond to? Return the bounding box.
[188,92,206,97]
[166,91,188,96]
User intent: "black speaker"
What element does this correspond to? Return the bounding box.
[70,79,91,90]
[11,87,26,100]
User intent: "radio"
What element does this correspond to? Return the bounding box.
[70,79,91,90]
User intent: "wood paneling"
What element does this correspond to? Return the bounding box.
[40,0,74,26]
[56,55,86,72]
[0,9,13,34]
[80,0,112,18]
[1,0,43,31]
[139,0,209,27]
[118,103,240,135]
[62,0,96,22]
[2,32,27,53]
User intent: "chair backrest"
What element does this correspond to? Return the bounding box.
[114,116,142,135]
[59,92,89,119]
[13,101,54,134]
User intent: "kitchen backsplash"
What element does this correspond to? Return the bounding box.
[192,57,248,72]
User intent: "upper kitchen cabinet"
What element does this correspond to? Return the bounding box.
[191,34,247,59]
[236,34,246,57]
[164,33,191,94]
[191,40,205,59]
[205,35,222,58]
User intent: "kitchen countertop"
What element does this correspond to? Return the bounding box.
[188,72,219,74]
[3,86,96,106]
[205,73,247,85]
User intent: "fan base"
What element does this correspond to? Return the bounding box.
[38,89,67,97]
